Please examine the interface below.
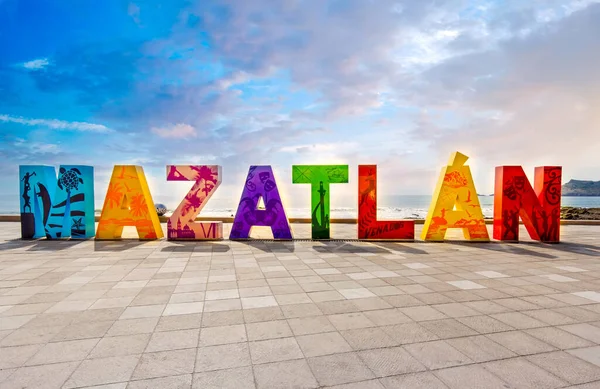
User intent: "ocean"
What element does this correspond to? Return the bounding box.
[2,195,599,219]
[169,195,600,219]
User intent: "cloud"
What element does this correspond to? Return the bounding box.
[151,123,197,138]
[22,58,50,70]
[0,114,112,132]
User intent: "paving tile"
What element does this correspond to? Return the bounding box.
[556,266,587,273]
[2,361,79,389]
[241,296,278,309]
[132,348,196,380]
[287,316,336,335]
[324,379,385,389]
[568,346,600,367]
[522,309,578,326]
[328,312,375,330]
[447,280,486,290]
[358,346,426,377]
[560,323,600,343]
[476,271,509,279]
[400,306,447,321]
[157,313,202,331]
[201,311,244,327]
[404,263,430,269]
[64,355,140,388]
[120,305,165,319]
[0,343,43,369]
[339,288,377,299]
[431,302,480,318]
[146,329,199,352]
[246,319,292,341]
[243,307,285,323]
[526,351,600,385]
[205,289,239,300]
[192,367,254,388]
[380,372,448,389]
[308,352,375,386]
[420,318,478,339]
[0,324,65,347]
[486,331,557,355]
[297,331,352,357]
[525,327,594,349]
[490,312,546,329]
[248,336,304,365]
[254,359,318,389]
[456,315,515,334]
[573,291,600,303]
[483,357,567,389]
[27,338,100,365]
[381,322,439,344]
[107,318,159,336]
[404,340,472,369]
[52,320,114,341]
[129,374,192,389]
[195,342,251,372]
[199,324,247,346]
[540,274,579,282]
[163,302,204,316]
[446,335,516,362]
[435,365,511,389]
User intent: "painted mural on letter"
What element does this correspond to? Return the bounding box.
[292,165,349,239]
[230,166,292,239]
[166,165,222,240]
[96,165,163,240]
[493,166,561,242]
[421,152,489,241]
[19,165,95,239]
[358,165,414,240]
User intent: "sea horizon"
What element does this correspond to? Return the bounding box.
[3,195,599,219]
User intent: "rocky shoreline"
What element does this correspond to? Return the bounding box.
[561,207,600,220]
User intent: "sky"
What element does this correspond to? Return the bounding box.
[1,0,599,212]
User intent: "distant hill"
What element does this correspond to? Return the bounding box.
[562,179,600,196]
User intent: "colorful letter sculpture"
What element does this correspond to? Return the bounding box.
[292,165,349,239]
[19,165,95,239]
[96,165,163,240]
[358,165,414,240]
[493,166,561,242]
[166,165,222,240]
[230,166,292,240]
[422,152,489,241]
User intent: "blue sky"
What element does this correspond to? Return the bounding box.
[1,0,599,212]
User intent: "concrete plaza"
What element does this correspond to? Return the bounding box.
[1,222,600,388]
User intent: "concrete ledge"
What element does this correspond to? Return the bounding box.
[1,215,600,225]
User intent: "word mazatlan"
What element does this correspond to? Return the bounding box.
[18,152,562,243]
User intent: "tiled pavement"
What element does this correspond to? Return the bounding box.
[0,222,599,389]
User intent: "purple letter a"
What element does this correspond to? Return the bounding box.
[230,166,293,240]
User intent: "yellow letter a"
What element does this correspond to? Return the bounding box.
[421,152,489,241]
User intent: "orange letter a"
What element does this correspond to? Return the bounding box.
[96,165,163,240]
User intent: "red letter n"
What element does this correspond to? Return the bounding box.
[493,166,562,242]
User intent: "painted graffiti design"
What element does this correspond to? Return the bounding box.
[422,152,489,241]
[19,165,95,239]
[358,165,414,240]
[493,166,561,242]
[96,165,163,240]
[167,165,222,240]
[292,165,349,239]
[230,166,292,239]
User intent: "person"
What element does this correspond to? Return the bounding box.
[21,172,36,212]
